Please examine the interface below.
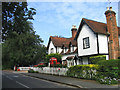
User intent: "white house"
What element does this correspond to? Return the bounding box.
[47,7,120,65]
[75,7,120,64]
[47,25,80,67]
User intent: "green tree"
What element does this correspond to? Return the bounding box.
[2,2,46,69]
[46,53,62,63]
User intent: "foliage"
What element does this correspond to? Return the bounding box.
[50,64,67,68]
[66,64,98,80]
[28,69,39,73]
[28,69,35,73]
[46,53,62,63]
[96,59,120,84]
[37,65,46,67]
[90,55,106,64]
[66,60,119,85]
[2,2,46,69]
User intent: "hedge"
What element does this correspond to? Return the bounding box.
[90,55,106,64]
[66,59,120,85]
[96,59,120,84]
[66,64,98,80]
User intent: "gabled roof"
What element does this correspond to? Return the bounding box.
[75,18,120,40]
[47,36,77,50]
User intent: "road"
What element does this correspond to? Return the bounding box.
[2,71,76,89]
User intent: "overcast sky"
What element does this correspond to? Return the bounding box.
[27,1,119,46]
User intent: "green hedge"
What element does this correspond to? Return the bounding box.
[90,55,106,64]
[96,59,120,84]
[66,64,98,80]
[37,65,46,67]
[50,64,67,68]
[66,59,120,85]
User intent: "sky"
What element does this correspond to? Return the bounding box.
[27,1,119,46]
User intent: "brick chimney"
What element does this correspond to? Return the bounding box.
[71,25,77,39]
[105,7,119,59]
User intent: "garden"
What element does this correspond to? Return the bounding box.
[66,56,120,85]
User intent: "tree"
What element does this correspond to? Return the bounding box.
[46,53,62,63]
[2,2,46,69]
[2,2,36,41]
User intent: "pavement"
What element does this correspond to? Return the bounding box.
[22,72,119,89]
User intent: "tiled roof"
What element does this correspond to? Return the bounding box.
[75,18,120,40]
[50,36,77,48]
[66,56,74,60]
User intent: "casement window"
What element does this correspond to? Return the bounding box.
[50,48,54,53]
[83,37,90,49]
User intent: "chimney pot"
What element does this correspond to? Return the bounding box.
[107,7,109,10]
[109,7,112,11]
[72,25,76,29]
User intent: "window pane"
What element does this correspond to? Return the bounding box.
[83,37,90,49]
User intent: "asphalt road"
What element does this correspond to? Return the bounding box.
[2,71,76,89]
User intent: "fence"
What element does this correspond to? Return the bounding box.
[33,67,68,76]
[18,67,68,76]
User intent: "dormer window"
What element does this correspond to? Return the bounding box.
[50,48,54,53]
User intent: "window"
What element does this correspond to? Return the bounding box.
[83,37,90,49]
[50,48,54,53]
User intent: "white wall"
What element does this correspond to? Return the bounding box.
[77,24,98,56]
[82,57,88,64]
[57,47,63,54]
[48,41,56,54]
[98,34,108,54]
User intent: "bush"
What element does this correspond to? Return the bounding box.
[90,55,106,64]
[96,59,120,84]
[50,64,67,68]
[35,71,39,73]
[66,60,120,85]
[37,65,46,67]
[28,69,35,73]
[46,53,62,63]
[66,64,98,80]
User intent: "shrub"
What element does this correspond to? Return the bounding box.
[28,69,35,73]
[46,53,62,63]
[50,64,67,68]
[66,60,120,85]
[66,64,98,80]
[90,55,106,64]
[37,65,46,67]
[35,71,39,73]
[96,59,120,84]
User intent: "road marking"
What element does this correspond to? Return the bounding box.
[16,81,30,88]
[6,76,13,80]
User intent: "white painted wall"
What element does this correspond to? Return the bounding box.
[98,34,108,54]
[82,57,88,64]
[77,24,98,56]
[57,47,63,54]
[64,48,69,53]
[48,41,56,54]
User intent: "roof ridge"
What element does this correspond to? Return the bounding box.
[83,18,106,25]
